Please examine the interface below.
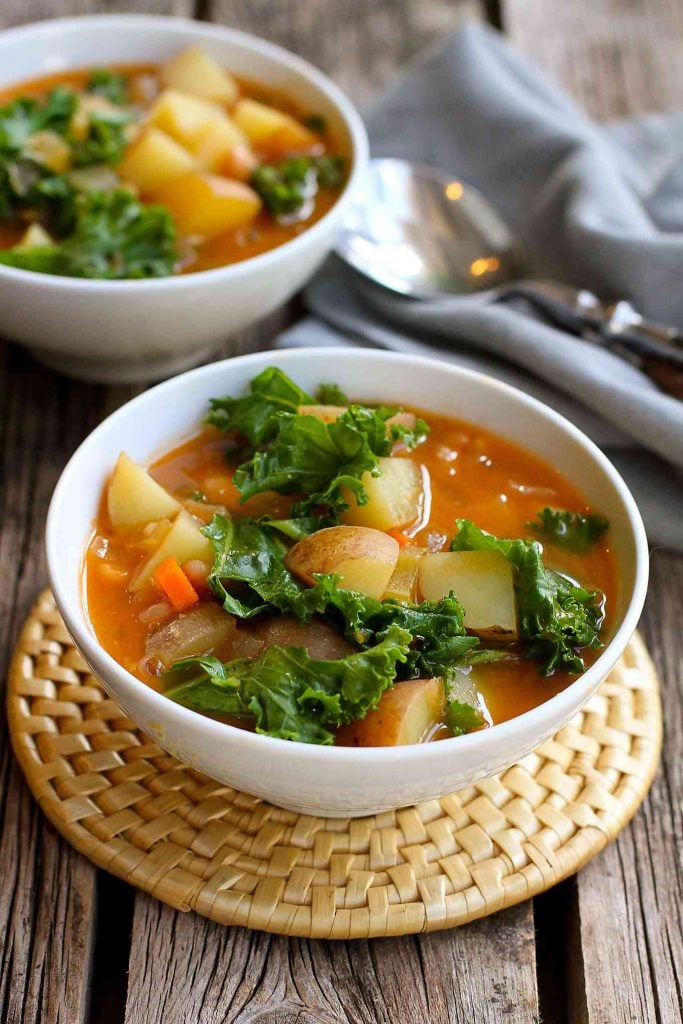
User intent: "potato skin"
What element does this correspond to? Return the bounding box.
[285,525,399,599]
[336,677,445,747]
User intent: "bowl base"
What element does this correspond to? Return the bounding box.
[31,342,220,384]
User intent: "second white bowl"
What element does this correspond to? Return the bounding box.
[0,16,368,383]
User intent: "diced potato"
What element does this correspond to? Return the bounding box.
[285,525,399,600]
[386,411,417,431]
[383,546,426,602]
[337,677,445,747]
[145,602,235,668]
[117,127,196,194]
[23,130,71,172]
[190,116,249,173]
[151,172,261,238]
[19,223,54,248]
[149,89,229,149]
[233,98,318,153]
[342,458,424,532]
[130,510,214,592]
[160,46,239,105]
[298,404,347,423]
[418,550,518,642]
[107,453,181,531]
[249,615,354,660]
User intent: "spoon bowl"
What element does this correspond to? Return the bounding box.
[335,157,522,298]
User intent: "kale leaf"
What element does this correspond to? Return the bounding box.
[164,623,412,744]
[206,366,314,445]
[316,382,349,405]
[207,368,429,519]
[202,513,479,678]
[71,106,131,167]
[251,155,345,218]
[446,700,485,737]
[86,69,128,105]
[0,189,177,279]
[451,519,604,675]
[0,88,78,223]
[528,507,609,553]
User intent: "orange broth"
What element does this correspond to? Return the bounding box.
[85,406,617,740]
[0,64,345,273]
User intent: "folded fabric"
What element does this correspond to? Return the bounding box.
[278,21,683,550]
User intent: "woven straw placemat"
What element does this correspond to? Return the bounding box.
[7,590,661,939]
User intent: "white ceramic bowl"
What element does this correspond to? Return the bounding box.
[0,16,368,383]
[47,349,649,816]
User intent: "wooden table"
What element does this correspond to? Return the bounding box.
[1,2,681,1022]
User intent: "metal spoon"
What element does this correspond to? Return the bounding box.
[335,158,683,398]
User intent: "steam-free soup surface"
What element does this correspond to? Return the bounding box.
[86,402,616,742]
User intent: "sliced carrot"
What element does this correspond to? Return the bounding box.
[153,556,199,612]
[387,529,411,547]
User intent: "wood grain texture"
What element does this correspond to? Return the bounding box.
[505,2,683,1020]
[206,0,483,106]
[0,0,193,26]
[503,0,683,118]
[125,896,537,1024]
[565,552,683,1024]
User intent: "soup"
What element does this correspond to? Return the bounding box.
[85,367,616,746]
[0,48,346,279]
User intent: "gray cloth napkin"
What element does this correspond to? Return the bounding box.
[278,22,683,550]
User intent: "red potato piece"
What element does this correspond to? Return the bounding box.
[336,677,445,747]
[145,602,236,668]
[285,525,399,599]
[247,615,354,660]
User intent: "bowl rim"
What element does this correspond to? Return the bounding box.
[46,347,650,768]
[0,13,369,291]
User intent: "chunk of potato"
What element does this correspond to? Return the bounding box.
[130,510,214,592]
[160,46,239,105]
[418,550,518,642]
[146,602,235,668]
[387,410,417,431]
[337,677,445,747]
[149,89,229,149]
[24,130,71,173]
[285,525,399,600]
[117,127,196,194]
[298,404,347,423]
[248,615,354,660]
[233,98,318,153]
[342,458,424,532]
[107,453,181,531]
[151,172,261,238]
[383,546,426,602]
[19,223,55,247]
[190,116,249,173]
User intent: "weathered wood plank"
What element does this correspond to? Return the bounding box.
[207,0,484,106]
[504,2,683,1020]
[503,0,683,118]
[125,896,537,1024]
[0,0,193,26]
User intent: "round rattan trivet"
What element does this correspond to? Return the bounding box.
[8,590,662,939]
